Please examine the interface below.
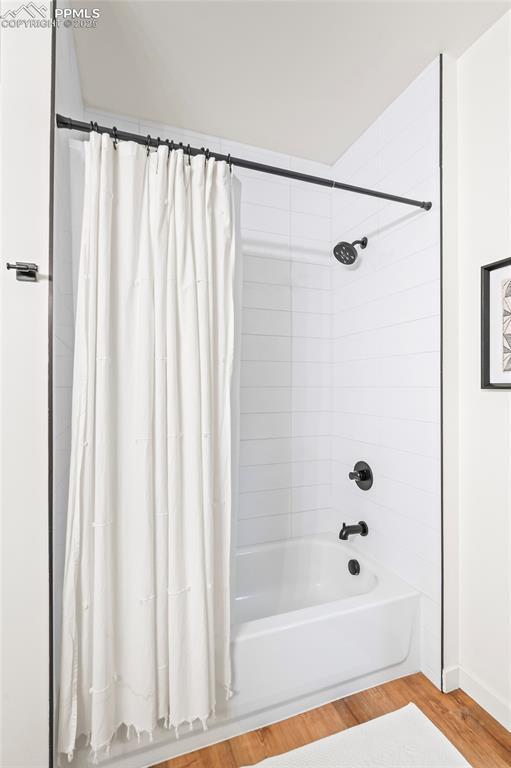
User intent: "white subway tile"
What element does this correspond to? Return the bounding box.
[239,463,292,493]
[292,508,338,537]
[290,181,331,217]
[241,203,290,236]
[292,412,331,436]
[242,231,290,259]
[244,254,291,285]
[293,286,331,315]
[292,387,332,412]
[237,514,291,546]
[292,260,331,290]
[292,436,331,462]
[241,387,292,413]
[290,236,332,261]
[241,413,292,440]
[241,361,291,388]
[242,308,291,336]
[242,334,290,362]
[292,484,332,513]
[292,311,330,338]
[292,337,330,362]
[291,211,331,243]
[241,175,290,210]
[243,282,291,311]
[292,460,331,487]
[240,438,293,466]
[292,361,330,388]
[239,488,290,519]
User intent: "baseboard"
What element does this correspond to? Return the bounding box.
[458,666,511,731]
[442,665,460,692]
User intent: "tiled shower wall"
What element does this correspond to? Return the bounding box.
[237,171,335,544]
[330,59,441,686]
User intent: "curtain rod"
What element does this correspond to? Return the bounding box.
[56,114,432,212]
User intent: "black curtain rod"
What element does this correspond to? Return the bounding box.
[56,114,432,211]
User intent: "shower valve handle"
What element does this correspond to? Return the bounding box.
[348,461,373,491]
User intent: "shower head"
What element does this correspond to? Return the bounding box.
[333,236,368,265]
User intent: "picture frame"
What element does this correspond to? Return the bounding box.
[481,256,511,389]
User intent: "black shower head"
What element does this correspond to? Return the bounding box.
[333,236,368,265]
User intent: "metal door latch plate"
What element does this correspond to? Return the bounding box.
[6,262,38,282]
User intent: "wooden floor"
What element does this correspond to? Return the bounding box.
[154,673,511,768]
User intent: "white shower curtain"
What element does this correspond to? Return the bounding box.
[58,132,239,762]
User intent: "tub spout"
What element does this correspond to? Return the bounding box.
[339,521,369,540]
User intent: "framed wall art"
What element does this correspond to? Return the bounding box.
[481,256,511,389]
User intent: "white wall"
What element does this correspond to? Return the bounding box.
[330,60,442,687]
[446,11,511,727]
[0,8,52,767]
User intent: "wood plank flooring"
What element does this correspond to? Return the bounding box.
[153,673,511,768]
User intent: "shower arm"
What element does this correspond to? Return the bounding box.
[56,114,433,212]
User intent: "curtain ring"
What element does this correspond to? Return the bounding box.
[206,147,210,161]
[186,144,191,165]
[112,126,118,149]
[90,121,98,133]
[165,138,171,158]
[156,136,161,147]
[146,134,151,156]
[227,153,232,174]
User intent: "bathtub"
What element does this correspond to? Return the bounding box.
[91,534,420,767]
[228,533,419,716]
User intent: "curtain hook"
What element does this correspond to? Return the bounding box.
[112,126,118,149]
[146,134,151,156]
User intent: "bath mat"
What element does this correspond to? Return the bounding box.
[242,703,470,767]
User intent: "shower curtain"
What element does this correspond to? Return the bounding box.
[58,132,239,762]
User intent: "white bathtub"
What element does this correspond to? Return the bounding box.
[228,533,419,716]
[93,533,420,767]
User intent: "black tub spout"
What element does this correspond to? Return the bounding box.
[339,521,369,541]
